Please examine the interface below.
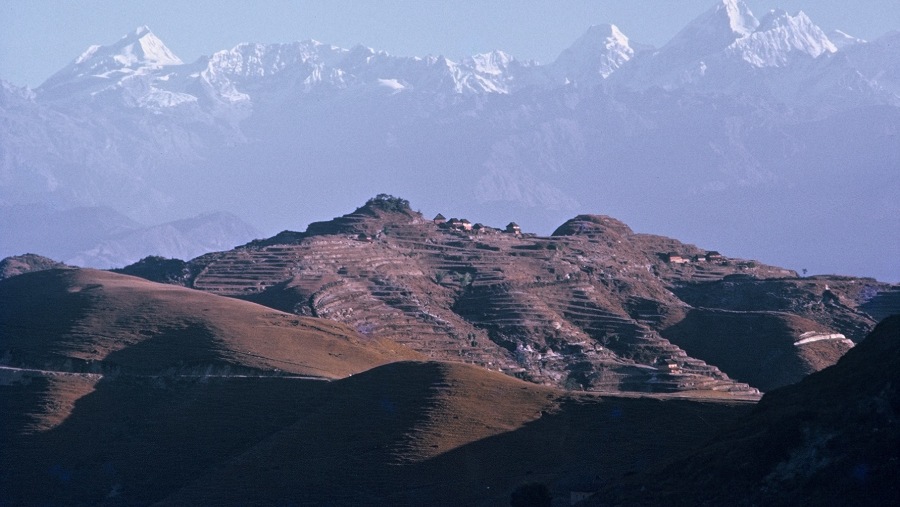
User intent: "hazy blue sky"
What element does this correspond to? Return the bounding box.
[2,0,898,88]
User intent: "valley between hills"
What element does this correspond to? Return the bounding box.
[1,195,898,505]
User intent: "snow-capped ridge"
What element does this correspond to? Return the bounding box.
[103,25,183,68]
[75,45,102,65]
[729,9,836,67]
[38,25,183,98]
[829,30,866,50]
[551,23,637,82]
[467,50,515,76]
[664,0,759,56]
[720,0,760,37]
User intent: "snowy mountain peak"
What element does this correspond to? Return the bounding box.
[467,50,515,76]
[582,23,630,46]
[552,23,636,81]
[664,0,759,57]
[728,8,836,67]
[39,25,183,95]
[719,0,760,37]
[102,25,183,68]
[32,26,191,106]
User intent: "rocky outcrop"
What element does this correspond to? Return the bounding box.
[0,254,69,280]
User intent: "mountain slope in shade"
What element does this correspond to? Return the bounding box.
[592,315,900,506]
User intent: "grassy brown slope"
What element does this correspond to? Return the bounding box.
[161,361,752,506]
[0,268,419,378]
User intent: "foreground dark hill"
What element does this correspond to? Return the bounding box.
[1,359,751,505]
[0,264,754,505]
[159,362,750,506]
[591,315,900,506]
[120,196,892,394]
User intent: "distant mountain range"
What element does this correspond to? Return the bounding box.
[0,205,259,268]
[1,0,898,279]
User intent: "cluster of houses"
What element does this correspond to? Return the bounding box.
[351,214,524,242]
[663,251,724,265]
[432,213,522,235]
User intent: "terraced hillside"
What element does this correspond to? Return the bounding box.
[123,196,893,394]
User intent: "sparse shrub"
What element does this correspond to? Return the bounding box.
[456,272,473,287]
[114,255,187,284]
[365,193,411,213]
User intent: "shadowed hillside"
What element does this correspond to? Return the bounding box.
[591,315,900,506]
[0,361,752,506]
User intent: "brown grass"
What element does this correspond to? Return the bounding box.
[0,268,420,378]
[1,268,761,506]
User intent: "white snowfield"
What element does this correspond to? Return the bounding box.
[793,331,854,347]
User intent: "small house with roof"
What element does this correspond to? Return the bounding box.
[705,251,724,262]
[505,222,521,234]
[433,213,446,225]
[657,358,680,373]
[665,252,690,264]
[445,218,473,231]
